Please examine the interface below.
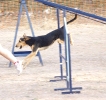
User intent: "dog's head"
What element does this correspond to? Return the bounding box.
[15,33,30,49]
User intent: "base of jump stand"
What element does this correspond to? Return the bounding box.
[62,90,81,94]
[54,87,82,94]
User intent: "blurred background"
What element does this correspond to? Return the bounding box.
[0,0,106,29]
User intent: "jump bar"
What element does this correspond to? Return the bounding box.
[35,0,106,23]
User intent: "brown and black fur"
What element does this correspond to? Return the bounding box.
[16,14,77,69]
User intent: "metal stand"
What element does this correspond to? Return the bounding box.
[50,9,66,82]
[9,0,43,66]
[54,10,82,94]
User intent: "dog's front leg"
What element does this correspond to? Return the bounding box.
[22,45,39,69]
[23,51,38,69]
[22,53,34,66]
[23,53,36,69]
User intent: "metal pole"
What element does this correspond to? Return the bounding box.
[67,34,72,93]
[23,0,35,36]
[9,1,23,67]
[56,9,64,79]
[12,1,23,53]
[63,10,72,92]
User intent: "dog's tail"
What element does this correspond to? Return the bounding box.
[61,14,77,28]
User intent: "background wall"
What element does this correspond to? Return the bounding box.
[0,0,106,29]
[0,0,106,16]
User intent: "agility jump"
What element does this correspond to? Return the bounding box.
[11,0,106,94]
[35,0,106,94]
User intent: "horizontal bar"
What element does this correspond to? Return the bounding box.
[60,54,66,61]
[13,51,38,57]
[35,0,106,23]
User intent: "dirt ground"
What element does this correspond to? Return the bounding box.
[0,17,106,100]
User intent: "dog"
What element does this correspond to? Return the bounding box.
[16,14,77,69]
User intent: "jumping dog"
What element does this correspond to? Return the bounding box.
[16,14,77,69]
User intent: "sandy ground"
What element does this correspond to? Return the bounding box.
[0,17,106,100]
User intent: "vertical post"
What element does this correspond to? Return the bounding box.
[23,1,35,36]
[56,9,64,79]
[63,10,72,93]
[63,10,69,89]
[67,33,72,93]
[9,0,23,67]
[12,0,23,53]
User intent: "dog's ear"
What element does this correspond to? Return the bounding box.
[23,33,30,40]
